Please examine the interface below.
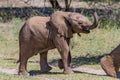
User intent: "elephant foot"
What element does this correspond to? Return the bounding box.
[63,67,74,74]
[58,59,64,69]
[18,71,30,76]
[41,65,52,72]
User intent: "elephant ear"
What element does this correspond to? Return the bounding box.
[50,12,73,38]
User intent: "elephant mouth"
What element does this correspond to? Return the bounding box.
[82,28,90,33]
[84,30,90,33]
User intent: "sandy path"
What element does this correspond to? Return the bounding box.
[73,67,106,76]
[0,67,106,76]
[0,67,18,75]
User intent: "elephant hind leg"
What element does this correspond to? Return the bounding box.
[18,44,34,76]
[18,57,29,76]
[40,51,52,72]
[100,55,117,78]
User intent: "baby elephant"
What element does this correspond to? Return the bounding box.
[100,44,120,78]
[18,11,98,76]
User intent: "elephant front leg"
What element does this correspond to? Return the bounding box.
[61,50,73,74]
[58,51,71,69]
[54,36,73,74]
[40,52,52,72]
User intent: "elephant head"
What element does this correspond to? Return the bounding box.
[50,11,99,38]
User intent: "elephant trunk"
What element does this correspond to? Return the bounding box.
[89,12,99,30]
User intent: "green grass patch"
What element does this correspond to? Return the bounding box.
[0,72,45,80]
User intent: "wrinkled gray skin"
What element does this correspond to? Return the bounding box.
[18,11,99,76]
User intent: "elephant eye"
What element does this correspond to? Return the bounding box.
[78,22,82,25]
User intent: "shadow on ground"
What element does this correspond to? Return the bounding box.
[2,54,103,67]
[2,55,104,68]
[29,69,120,79]
[29,69,107,78]
[29,70,62,76]
[49,55,104,67]
[71,55,103,67]
[29,69,105,76]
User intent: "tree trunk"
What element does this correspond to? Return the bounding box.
[48,0,72,11]
[49,0,61,10]
[65,0,72,11]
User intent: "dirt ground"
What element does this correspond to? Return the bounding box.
[0,66,106,76]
